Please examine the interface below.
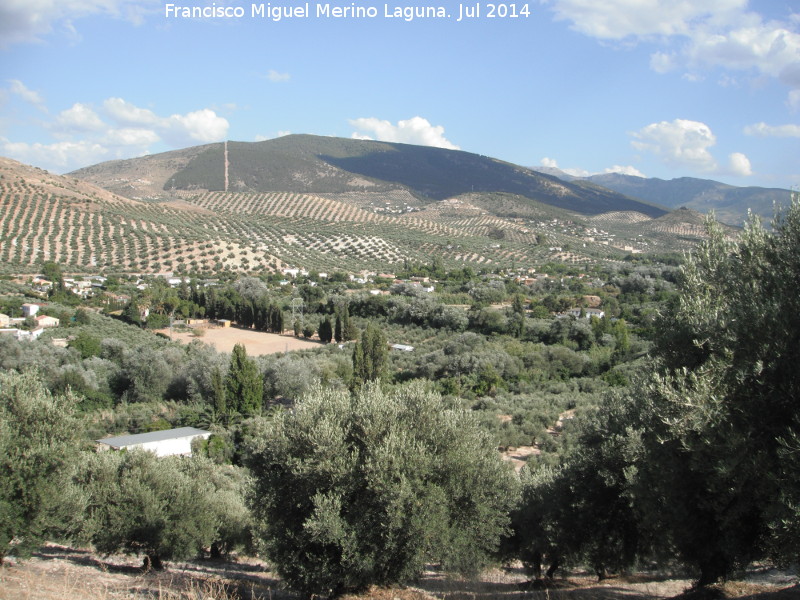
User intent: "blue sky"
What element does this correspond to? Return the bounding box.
[1,0,799,189]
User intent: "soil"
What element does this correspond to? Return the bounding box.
[155,325,325,356]
[1,545,797,600]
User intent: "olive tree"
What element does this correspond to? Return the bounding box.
[0,370,83,564]
[247,382,518,597]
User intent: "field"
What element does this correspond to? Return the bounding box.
[2,544,797,600]
[156,325,324,355]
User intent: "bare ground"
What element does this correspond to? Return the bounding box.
[155,325,325,356]
[1,545,797,600]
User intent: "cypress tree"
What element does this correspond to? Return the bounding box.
[225,344,263,416]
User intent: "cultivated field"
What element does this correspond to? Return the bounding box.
[156,325,324,355]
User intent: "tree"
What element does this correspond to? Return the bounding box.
[78,451,249,569]
[123,297,142,327]
[247,382,517,597]
[0,370,83,564]
[318,316,333,343]
[225,343,263,416]
[351,322,388,387]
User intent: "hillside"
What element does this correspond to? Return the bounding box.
[0,154,729,276]
[70,135,668,218]
[582,172,789,226]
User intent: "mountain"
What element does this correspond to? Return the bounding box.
[70,135,668,218]
[1,154,719,276]
[543,171,790,227]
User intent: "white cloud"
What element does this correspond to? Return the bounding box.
[103,98,230,146]
[1,138,110,170]
[3,94,229,172]
[549,0,745,41]
[604,165,647,177]
[349,116,459,150]
[102,127,160,147]
[541,157,559,168]
[265,70,290,83]
[0,0,157,47]
[728,152,752,176]
[103,97,160,127]
[162,108,229,146]
[52,102,105,133]
[632,118,719,171]
[549,1,800,102]
[8,79,47,112]
[744,121,800,137]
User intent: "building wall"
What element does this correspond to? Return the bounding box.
[131,434,211,457]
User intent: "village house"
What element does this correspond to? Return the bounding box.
[0,314,9,327]
[21,303,40,317]
[34,315,60,328]
[566,308,606,319]
[96,427,211,457]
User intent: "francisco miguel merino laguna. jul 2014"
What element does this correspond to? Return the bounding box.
[164,3,531,21]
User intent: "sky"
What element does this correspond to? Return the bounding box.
[1,0,799,189]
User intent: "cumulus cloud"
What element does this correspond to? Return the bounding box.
[103,97,160,127]
[632,118,752,177]
[0,0,157,47]
[632,118,719,171]
[0,138,110,170]
[349,116,460,150]
[548,1,800,102]
[52,103,105,134]
[744,121,800,137]
[538,157,643,178]
[2,94,229,172]
[728,152,752,176]
[162,108,229,146]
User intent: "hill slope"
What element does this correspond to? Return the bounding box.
[1,155,729,276]
[71,135,668,218]
[584,173,790,226]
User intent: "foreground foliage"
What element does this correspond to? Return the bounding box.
[247,382,518,597]
[0,370,82,564]
[514,196,800,585]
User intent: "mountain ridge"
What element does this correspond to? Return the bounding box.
[70,135,668,218]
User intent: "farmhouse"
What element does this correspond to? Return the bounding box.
[96,427,211,457]
[35,315,60,328]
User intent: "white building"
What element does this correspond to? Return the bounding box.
[21,303,40,317]
[96,427,211,457]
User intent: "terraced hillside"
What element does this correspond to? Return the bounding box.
[2,154,728,276]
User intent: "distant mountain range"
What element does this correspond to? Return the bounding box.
[532,167,792,226]
[70,134,667,218]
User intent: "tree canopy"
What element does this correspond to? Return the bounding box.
[247,382,517,597]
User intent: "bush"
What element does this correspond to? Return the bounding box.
[247,382,517,597]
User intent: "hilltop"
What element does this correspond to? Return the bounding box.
[70,134,667,218]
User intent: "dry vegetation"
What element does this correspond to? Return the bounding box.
[2,545,796,600]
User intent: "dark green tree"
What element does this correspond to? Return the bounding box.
[225,343,263,416]
[352,322,388,388]
[318,316,333,343]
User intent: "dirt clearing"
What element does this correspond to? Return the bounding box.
[156,326,325,356]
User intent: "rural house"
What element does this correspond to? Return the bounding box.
[96,427,211,457]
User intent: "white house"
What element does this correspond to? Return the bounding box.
[566,308,605,319]
[21,303,40,317]
[96,427,211,457]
